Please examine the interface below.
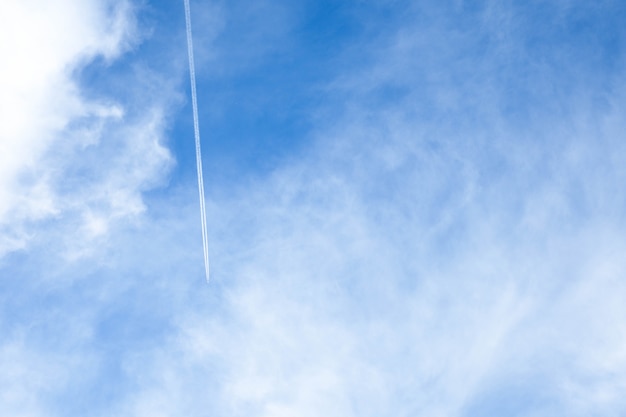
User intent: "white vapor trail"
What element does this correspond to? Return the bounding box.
[184,0,210,283]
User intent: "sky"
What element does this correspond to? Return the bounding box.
[1,0,626,415]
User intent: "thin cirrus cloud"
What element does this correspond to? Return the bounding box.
[1,1,626,417]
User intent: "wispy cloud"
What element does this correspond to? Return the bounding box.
[0,0,175,257]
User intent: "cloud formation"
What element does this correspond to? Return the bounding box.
[0,0,172,257]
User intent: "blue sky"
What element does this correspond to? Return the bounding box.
[2,0,626,415]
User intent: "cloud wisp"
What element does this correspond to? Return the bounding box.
[0,0,176,259]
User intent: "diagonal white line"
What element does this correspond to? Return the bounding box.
[184,0,210,283]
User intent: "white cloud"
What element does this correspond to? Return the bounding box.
[0,0,173,257]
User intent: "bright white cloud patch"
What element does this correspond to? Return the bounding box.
[0,0,172,256]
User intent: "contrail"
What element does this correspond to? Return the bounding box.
[184,0,210,283]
